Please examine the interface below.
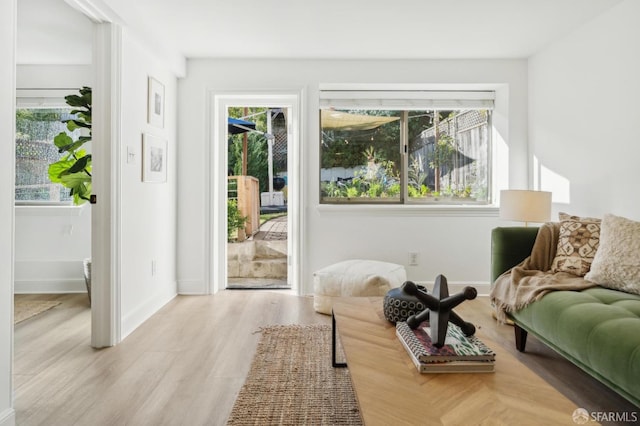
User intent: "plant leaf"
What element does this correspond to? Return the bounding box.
[57,140,85,154]
[65,155,92,174]
[66,120,91,132]
[53,132,73,150]
[48,158,75,183]
[64,94,89,109]
[60,171,91,189]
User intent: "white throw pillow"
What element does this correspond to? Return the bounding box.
[584,214,640,295]
[313,259,407,315]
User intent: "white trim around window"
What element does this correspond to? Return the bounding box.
[319,90,495,110]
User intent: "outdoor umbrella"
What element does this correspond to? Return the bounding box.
[320,109,399,131]
[228,117,257,135]
[228,117,260,177]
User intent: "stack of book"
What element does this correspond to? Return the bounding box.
[396,320,496,373]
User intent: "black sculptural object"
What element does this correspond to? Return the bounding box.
[403,275,477,347]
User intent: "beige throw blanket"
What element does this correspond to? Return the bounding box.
[490,222,596,323]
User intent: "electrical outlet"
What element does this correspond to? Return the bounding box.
[63,224,73,236]
[408,252,419,266]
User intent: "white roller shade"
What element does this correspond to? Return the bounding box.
[16,89,74,108]
[319,90,495,110]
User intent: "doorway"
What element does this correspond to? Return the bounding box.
[226,107,290,290]
[14,0,94,351]
[210,92,302,295]
[15,1,122,352]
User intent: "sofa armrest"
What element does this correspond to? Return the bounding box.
[491,227,540,283]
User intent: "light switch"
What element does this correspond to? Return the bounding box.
[126,146,136,164]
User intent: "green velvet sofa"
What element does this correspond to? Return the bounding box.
[491,227,640,407]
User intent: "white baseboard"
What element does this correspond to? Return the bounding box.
[179,279,492,296]
[177,279,206,295]
[14,279,87,294]
[0,408,15,426]
[14,260,86,294]
[121,286,177,340]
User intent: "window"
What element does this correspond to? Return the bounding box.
[319,91,494,205]
[15,92,81,204]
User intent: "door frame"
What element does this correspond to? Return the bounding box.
[208,91,303,294]
[10,7,121,351]
[90,21,122,347]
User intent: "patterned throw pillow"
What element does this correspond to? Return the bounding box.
[585,214,640,295]
[551,213,601,276]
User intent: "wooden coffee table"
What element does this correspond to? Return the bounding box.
[332,297,584,426]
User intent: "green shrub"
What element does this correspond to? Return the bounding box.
[227,199,247,241]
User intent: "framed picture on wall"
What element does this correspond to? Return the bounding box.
[147,76,165,128]
[142,133,167,183]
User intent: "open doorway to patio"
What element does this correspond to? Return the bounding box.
[226,106,290,289]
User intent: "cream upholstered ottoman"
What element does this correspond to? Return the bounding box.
[313,259,407,315]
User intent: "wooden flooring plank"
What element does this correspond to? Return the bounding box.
[13,292,637,426]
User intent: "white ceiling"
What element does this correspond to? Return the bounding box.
[18,0,622,64]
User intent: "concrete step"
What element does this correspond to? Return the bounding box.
[227,240,287,279]
[228,257,287,279]
[227,240,287,261]
[255,240,287,259]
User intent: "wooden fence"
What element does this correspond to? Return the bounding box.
[228,175,260,236]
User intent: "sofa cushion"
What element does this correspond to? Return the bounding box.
[511,287,640,406]
[585,214,640,295]
[551,214,600,277]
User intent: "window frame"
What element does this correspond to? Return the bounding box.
[15,89,82,207]
[319,90,495,207]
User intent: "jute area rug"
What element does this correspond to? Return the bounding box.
[14,300,61,324]
[227,324,363,426]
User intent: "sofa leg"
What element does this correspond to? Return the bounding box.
[514,324,528,352]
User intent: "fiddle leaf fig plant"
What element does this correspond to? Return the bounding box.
[48,86,92,205]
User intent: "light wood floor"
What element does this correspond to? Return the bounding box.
[14,292,637,426]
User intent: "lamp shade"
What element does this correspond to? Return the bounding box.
[499,190,552,224]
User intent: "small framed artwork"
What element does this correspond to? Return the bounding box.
[147,76,165,128]
[142,133,167,183]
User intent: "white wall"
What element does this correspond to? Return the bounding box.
[14,65,92,294]
[0,0,16,423]
[119,28,178,338]
[177,59,529,295]
[529,0,640,221]
[14,206,91,293]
